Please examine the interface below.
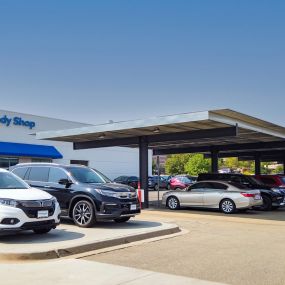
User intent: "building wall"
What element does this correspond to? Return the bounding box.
[0,110,152,179]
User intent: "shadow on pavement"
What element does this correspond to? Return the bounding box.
[60,219,163,230]
[0,228,85,244]
[149,199,285,222]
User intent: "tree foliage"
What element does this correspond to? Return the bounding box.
[165,154,210,176]
[185,154,211,176]
[165,154,191,175]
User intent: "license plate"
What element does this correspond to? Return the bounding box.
[130,204,137,211]
[37,210,49,219]
[254,194,261,200]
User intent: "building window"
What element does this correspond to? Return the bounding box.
[70,160,89,166]
[31,158,52,163]
[0,157,19,169]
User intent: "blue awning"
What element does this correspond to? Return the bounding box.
[0,141,63,159]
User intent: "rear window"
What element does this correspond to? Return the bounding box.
[228,182,251,190]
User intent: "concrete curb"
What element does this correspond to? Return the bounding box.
[0,225,181,261]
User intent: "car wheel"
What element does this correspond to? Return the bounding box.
[114,217,131,223]
[33,227,52,234]
[167,196,180,210]
[259,195,272,211]
[154,184,159,191]
[167,184,171,190]
[72,200,96,228]
[220,199,236,214]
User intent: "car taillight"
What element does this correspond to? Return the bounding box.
[241,192,255,197]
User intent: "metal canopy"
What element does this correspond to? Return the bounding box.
[36,108,285,207]
[36,109,285,151]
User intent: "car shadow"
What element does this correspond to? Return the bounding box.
[150,199,285,222]
[0,228,85,244]
[60,218,163,230]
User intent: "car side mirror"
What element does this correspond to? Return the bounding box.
[58,178,73,187]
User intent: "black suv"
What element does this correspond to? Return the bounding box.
[198,173,285,211]
[10,163,141,227]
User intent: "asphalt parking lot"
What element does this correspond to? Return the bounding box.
[84,207,285,285]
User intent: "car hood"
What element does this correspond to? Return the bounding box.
[82,182,136,192]
[0,187,53,200]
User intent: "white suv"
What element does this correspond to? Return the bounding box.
[0,169,60,235]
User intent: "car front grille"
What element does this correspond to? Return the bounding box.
[17,199,55,218]
[118,192,137,199]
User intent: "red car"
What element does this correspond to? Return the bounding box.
[254,175,285,190]
[170,176,193,190]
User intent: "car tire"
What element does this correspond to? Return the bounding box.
[154,184,159,191]
[272,206,280,210]
[167,184,171,190]
[114,217,131,223]
[167,196,180,210]
[220,199,236,214]
[72,200,96,228]
[33,227,52,234]
[259,195,272,211]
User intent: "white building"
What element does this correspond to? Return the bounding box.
[0,110,152,179]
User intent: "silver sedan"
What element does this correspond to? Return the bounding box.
[162,180,263,214]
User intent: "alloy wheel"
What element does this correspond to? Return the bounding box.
[73,201,93,226]
[167,197,179,210]
[221,200,234,214]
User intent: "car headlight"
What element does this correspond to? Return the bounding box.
[272,188,282,194]
[95,189,121,198]
[51,197,58,205]
[0,199,19,207]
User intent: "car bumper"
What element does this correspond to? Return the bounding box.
[0,203,61,234]
[272,196,285,207]
[236,198,263,209]
[96,201,141,221]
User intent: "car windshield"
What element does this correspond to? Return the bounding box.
[178,177,192,183]
[0,172,29,189]
[67,167,109,184]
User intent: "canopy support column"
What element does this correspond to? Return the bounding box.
[139,136,149,208]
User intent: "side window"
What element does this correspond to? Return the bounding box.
[210,182,228,190]
[231,176,242,184]
[48,168,68,183]
[190,182,209,189]
[12,167,29,180]
[28,167,49,182]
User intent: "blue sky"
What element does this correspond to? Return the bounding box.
[0,0,284,125]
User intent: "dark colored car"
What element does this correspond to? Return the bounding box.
[113,176,139,189]
[254,175,285,193]
[148,176,168,190]
[170,176,193,190]
[198,173,285,211]
[10,163,140,227]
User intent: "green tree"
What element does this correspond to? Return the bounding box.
[185,154,211,176]
[165,154,191,175]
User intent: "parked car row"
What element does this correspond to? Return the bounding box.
[162,173,285,214]
[0,163,141,235]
